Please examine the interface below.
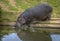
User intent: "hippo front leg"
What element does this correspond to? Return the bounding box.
[42,14,51,21]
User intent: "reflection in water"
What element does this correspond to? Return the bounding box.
[18,30,52,41]
[2,33,60,41]
[2,33,22,41]
[2,32,51,41]
[1,26,60,41]
[51,34,60,41]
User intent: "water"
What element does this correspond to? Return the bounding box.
[51,34,60,41]
[2,33,60,41]
[0,26,60,41]
[2,33,22,41]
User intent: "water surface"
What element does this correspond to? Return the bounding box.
[0,26,60,41]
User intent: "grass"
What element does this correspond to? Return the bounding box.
[8,5,18,11]
[47,0,60,18]
[0,0,60,22]
[16,0,41,10]
[0,0,9,5]
[1,11,20,22]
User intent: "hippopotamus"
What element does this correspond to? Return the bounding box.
[15,4,53,29]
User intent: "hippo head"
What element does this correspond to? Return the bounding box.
[14,17,26,30]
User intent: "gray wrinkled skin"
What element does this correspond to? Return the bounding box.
[15,4,53,30]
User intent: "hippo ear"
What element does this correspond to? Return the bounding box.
[19,17,26,25]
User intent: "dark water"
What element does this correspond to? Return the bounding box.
[1,33,60,41]
[0,26,60,41]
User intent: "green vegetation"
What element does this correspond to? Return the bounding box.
[0,11,20,22]
[47,0,60,18]
[0,6,3,22]
[0,0,60,22]
[16,0,41,9]
[0,0,9,5]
